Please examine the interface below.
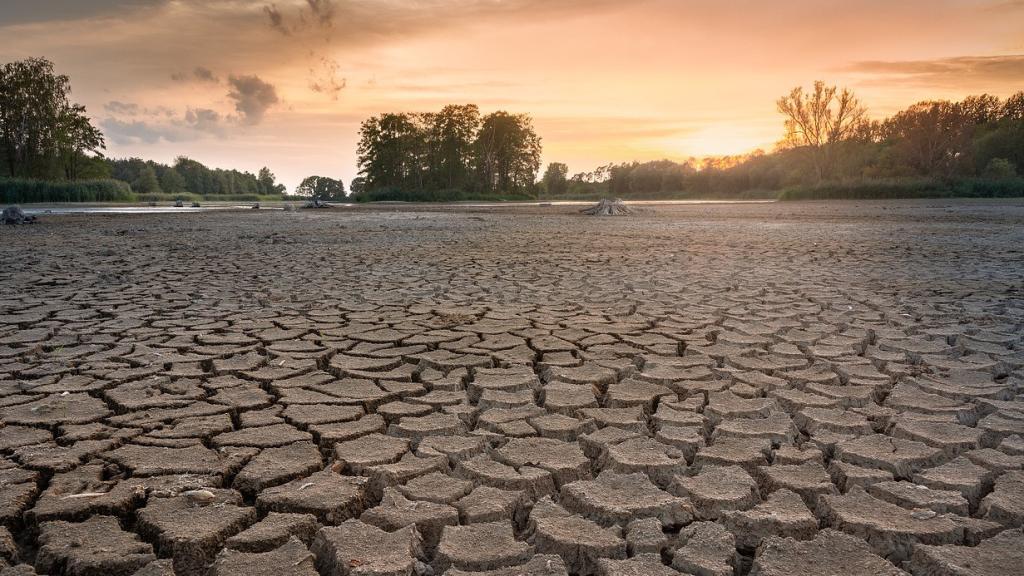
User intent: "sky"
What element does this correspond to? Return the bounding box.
[2,0,1022,190]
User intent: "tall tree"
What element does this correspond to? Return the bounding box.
[542,162,569,196]
[0,57,104,179]
[881,101,973,176]
[473,111,541,195]
[426,104,480,190]
[357,113,428,191]
[133,164,161,194]
[776,81,867,182]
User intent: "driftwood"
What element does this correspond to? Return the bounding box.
[303,198,331,209]
[581,198,632,216]
[1,206,36,225]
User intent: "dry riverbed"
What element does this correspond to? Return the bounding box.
[1,199,1023,575]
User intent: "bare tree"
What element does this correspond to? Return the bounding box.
[777,81,867,182]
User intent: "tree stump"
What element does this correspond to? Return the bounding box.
[581,198,632,216]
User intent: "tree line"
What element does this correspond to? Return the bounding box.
[544,83,1024,199]
[107,156,286,197]
[0,57,292,200]
[354,105,541,201]
[4,55,1022,202]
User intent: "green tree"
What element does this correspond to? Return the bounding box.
[159,166,186,192]
[350,176,366,197]
[776,81,867,182]
[133,164,161,193]
[542,162,569,196]
[296,175,346,200]
[982,158,1017,180]
[0,57,104,179]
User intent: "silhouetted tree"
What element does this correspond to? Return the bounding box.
[473,111,541,195]
[777,81,866,182]
[542,162,569,196]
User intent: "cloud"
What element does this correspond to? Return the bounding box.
[309,57,346,100]
[101,117,190,145]
[104,100,140,115]
[0,0,166,25]
[193,66,219,83]
[263,4,290,35]
[305,0,336,26]
[184,107,225,135]
[172,66,221,83]
[227,74,280,124]
[846,55,1024,88]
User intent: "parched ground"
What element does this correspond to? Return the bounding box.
[0,199,1023,576]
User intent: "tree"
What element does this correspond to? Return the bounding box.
[982,158,1017,180]
[776,81,867,182]
[473,111,541,195]
[0,57,104,180]
[133,164,161,194]
[881,101,973,176]
[542,162,569,196]
[159,166,186,192]
[296,175,346,201]
[257,167,286,195]
[350,176,366,197]
[357,113,428,191]
[426,104,480,190]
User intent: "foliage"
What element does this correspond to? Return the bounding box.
[354,105,540,201]
[0,57,105,180]
[296,175,346,200]
[0,178,132,203]
[777,177,1024,200]
[982,158,1017,180]
[351,186,533,203]
[541,162,569,196]
[550,86,1024,201]
[108,156,286,197]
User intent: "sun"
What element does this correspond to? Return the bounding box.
[664,124,774,158]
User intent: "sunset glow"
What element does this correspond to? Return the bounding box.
[3,0,1022,188]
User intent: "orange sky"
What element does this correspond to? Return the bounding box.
[2,0,1022,189]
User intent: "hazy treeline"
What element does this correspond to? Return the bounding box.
[106,156,285,197]
[548,84,1024,199]
[354,105,541,201]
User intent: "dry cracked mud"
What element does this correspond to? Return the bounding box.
[0,199,1022,575]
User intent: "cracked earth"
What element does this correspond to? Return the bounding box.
[1,199,1023,576]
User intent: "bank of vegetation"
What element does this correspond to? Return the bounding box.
[351,105,541,202]
[0,57,288,203]
[536,84,1024,201]
[4,55,1023,203]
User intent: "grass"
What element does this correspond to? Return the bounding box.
[778,177,1024,200]
[0,178,285,204]
[134,193,283,203]
[1,178,134,203]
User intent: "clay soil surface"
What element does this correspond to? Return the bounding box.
[1,199,1023,576]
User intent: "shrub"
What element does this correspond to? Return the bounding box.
[981,158,1017,180]
[777,177,1024,200]
[0,178,134,203]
